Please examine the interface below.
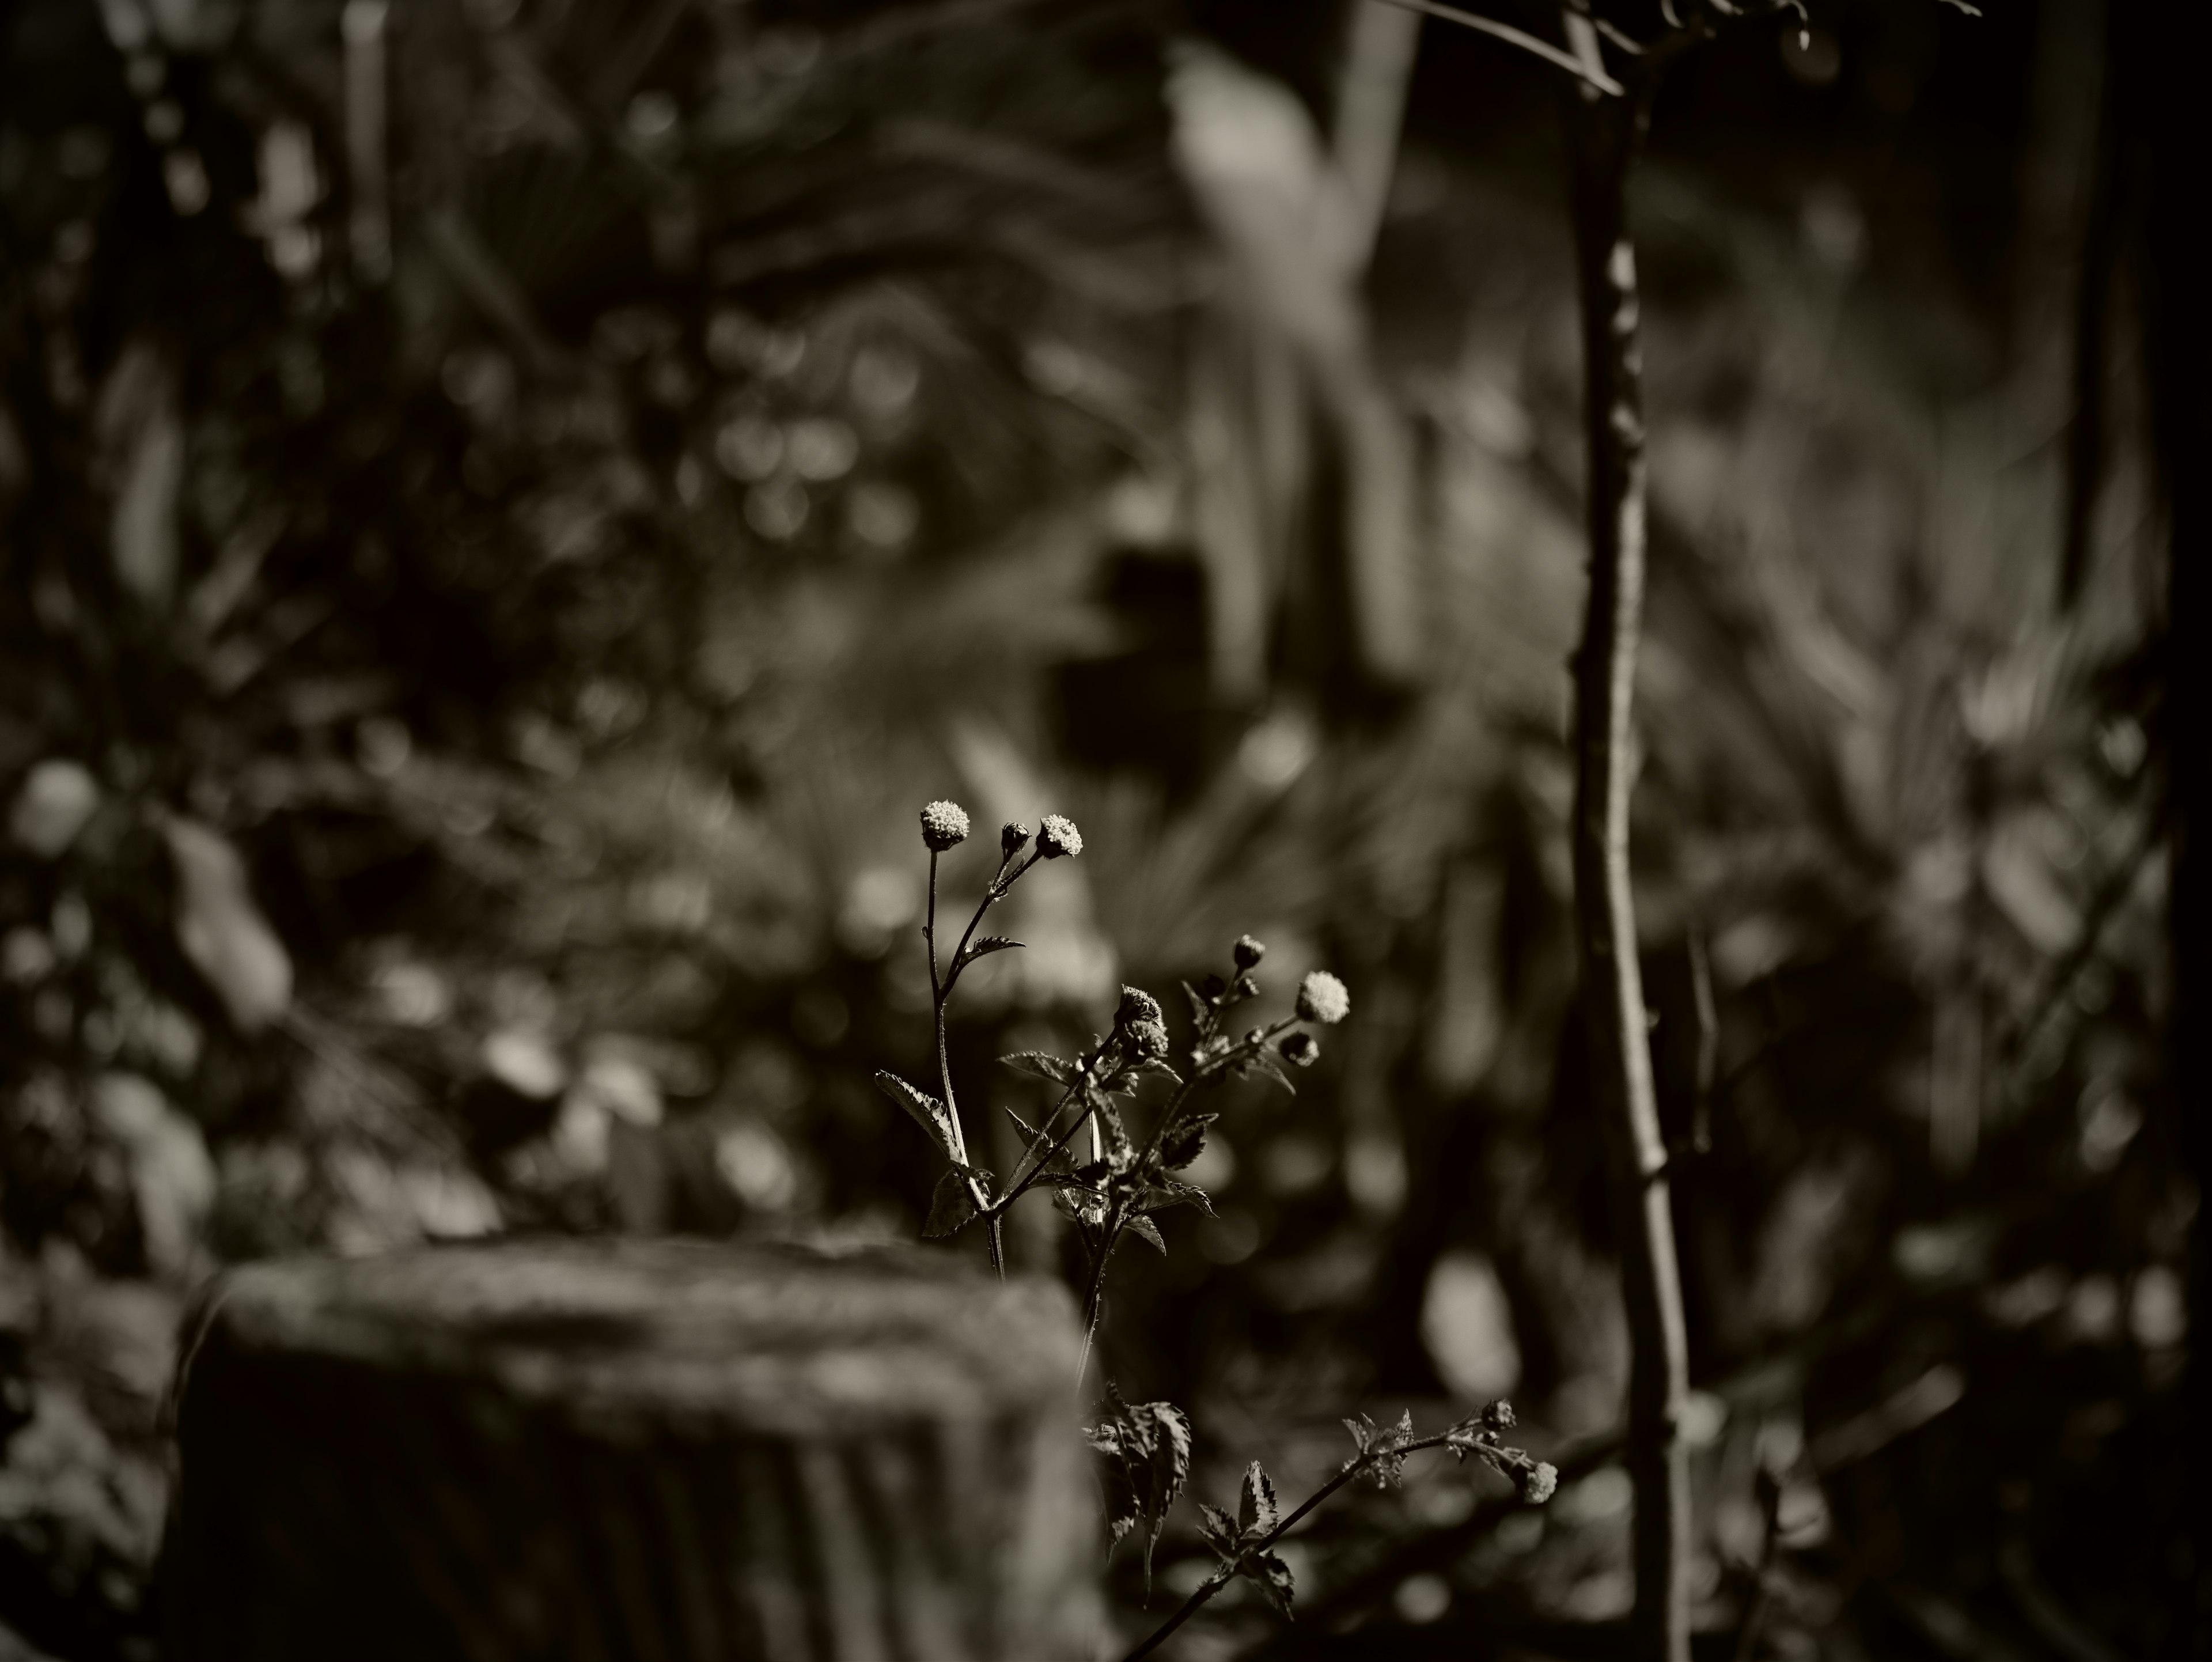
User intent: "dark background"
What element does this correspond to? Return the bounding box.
[0,0,2196,1656]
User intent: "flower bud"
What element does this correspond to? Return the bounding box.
[1199,973,1226,1000]
[1232,974,1259,1000]
[919,800,971,852]
[1117,986,1164,1028]
[1036,814,1083,859]
[1279,1031,1319,1067]
[1520,1462,1558,1505]
[1482,1399,1517,1432]
[1001,821,1030,858]
[1296,970,1350,1025]
[1232,934,1265,971]
[1127,1019,1171,1059]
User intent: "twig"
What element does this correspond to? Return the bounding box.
[923,848,1004,1274]
[1366,0,1624,95]
[1256,1427,1626,1642]
[1122,1430,1482,1662]
[1562,28,1693,1660]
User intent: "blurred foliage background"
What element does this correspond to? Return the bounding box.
[0,0,2190,1656]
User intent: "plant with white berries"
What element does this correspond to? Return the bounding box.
[878,802,1554,1655]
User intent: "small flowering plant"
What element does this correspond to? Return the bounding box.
[876,801,1346,1351]
[880,801,1552,1656]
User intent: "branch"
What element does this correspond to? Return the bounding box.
[1122,1429,1537,1662]
[1366,0,1623,94]
[1565,64,1693,1662]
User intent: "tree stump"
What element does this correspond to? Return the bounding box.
[162,1239,1101,1661]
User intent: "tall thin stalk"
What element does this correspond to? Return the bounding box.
[1562,18,1692,1661]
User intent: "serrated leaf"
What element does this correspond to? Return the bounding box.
[1054,1184,1105,1228]
[1198,1501,1241,1558]
[1000,1051,1074,1084]
[1089,1391,1192,1596]
[922,1165,988,1237]
[1141,1180,1215,1218]
[875,1072,958,1158]
[1097,1099,1135,1167]
[1241,1051,1296,1095]
[1005,1105,1044,1145]
[1372,1409,1417,1487]
[1238,1461,1278,1536]
[1125,1214,1166,1254]
[1243,1549,1296,1618]
[957,935,1025,970]
[1344,1415,1376,1456]
[1022,1171,1090,1191]
[1181,980,1211,1027]
[1160,1113,1217,1171]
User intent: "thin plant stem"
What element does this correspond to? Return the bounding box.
[1563,22,1691,1660]
[925,846,1009,1274]
[1073,1015,1298,1390]
[1119,1431,1470,1662]
[1075,1235,1113,1394]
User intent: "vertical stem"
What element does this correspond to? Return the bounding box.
[1564,60,1691,1662]
[926,850,1002,1275]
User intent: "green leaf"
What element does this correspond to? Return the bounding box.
[1243,1549,1296,1619]
[922,1165,989,1237]
[1000,1051,1073,1084]
[957,934,1024,970]
[1237,1460,1278,1536]
[874,1071,958,1158]
[1125,1214,1166,1253]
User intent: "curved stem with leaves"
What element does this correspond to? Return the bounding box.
[1116,1404,1558,1662]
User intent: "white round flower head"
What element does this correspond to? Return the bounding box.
[1296,970,1350,1025]
[1036,813,1082,860]
[1522,1461,1559,1505]
[919,800,971,851]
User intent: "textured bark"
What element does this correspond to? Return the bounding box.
[1565,71,1692,1662]
[162,1240,1098,1662]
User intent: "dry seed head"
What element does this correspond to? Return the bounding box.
[919,800,971,851]
[1037,814,1082,859]
[1296,970,1350,1025]
[1118,986,1163,1028]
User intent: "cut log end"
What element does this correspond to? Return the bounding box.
[164,1238,1100,1662]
